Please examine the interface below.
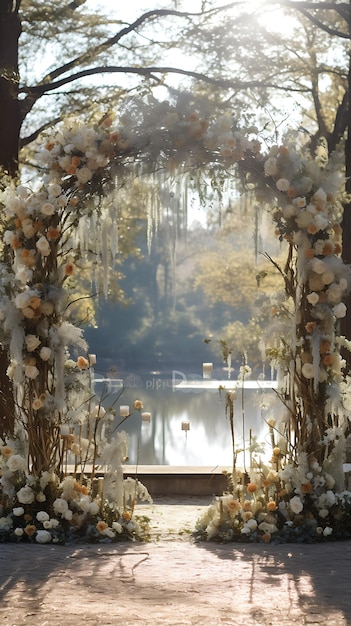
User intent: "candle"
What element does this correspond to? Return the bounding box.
[181,421,190,431]
[141,412,151,423]
[119,405,130,417]
[203,362,213,379]
[88,354,96,365]
[60,424,70,436]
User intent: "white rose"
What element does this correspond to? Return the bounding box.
[63,509,73,521]
[47,183,62,197]
[25,334,41,352]
[323,526,333,537]
[76,166,93,183]
[7,454,26,472]
[89,501,100,515]
[289,495,303,515]
[307,292,319,306]
[36,236,51,256]
[36,511,50,523]
[53,497,69,514]
[36,491,46,503]
[40,202,55,216]
[13,506,25,516]
[39,346,52,361]
[36,530,52,543]
[112,521,123,534]
[17,485,35,504]
[14,527,24,536]
[101,527,115,538]
[276,178,290,192]
[24,365,40,380]
[333,302,347,318]
[301,363,314,379]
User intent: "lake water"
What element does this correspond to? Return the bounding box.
[93,371,278,468]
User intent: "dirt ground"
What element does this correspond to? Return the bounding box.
[1,497,351,626]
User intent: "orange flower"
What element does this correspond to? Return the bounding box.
[227,499,241,514]
[307,224,318,235]
[305,248,315,259]
[301,482,313,494]
[273,447,281,456]
[47,227,60,241]
[320,341,331,354]
[334,243,342,254]
[247,483,258,493]
[305,321,317,333]
[133,400,143,410]
[24,524,37,537]
[261,479,271,488]
[279,146,289,155]
[122,511,132,521]
[69,197,79,206]
[77,356,89,370]
[28,296,41,310]
[261,532,271,543]
[322,242,334,255]
[278,488,288,498]
[24,514,33,522]
[66,165,77,175]
[71,156,81,167]
[65,262,74,276]
[323,354,336,367]
[1,446,14,458]
[96,521,108,532]
[267,501,277,511]
[45,142,55,151]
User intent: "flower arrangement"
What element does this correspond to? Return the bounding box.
[0,94,350,543]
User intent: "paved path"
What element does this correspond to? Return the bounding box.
[1,497,351,625]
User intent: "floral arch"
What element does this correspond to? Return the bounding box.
[0,98,351,543]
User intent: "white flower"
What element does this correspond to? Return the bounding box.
[63,509,73,521]
[276,178,290,192]
[307,292,319,306]
[323,526,333,537]
[39,346,52,361]
[25,334,41,352]
[89,501,100,515]
[289,495,303,514]
[36,530,52,543]
[36,491,46,503]
[76,166,93,183]
[24,365,40,380]
[318,508,329,518]
[301,363,314,379]
[7,454,26,472]
[333,302,347,318]
[36,511,50,523]
[53,497,69,514]
[14,527,24,536]
[36,236,51,256]
[258,521,278,533]
[112,521,123,534]
[40,202,55,216]
[17,485,35,504]
[311,258,326,274]
[47,183,62,197]
[264,157,278,177]
[13,506,25,516]
[101,527,115,538]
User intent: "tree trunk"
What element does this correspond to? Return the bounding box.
[0,1,22,176]
[0,2,21,433]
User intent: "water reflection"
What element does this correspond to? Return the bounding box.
[94,373,276,467]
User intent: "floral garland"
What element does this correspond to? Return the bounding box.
[0,97,350,542]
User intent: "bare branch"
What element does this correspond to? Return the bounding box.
[281,1,351,38]
[22,64,312,100]
[38,4,243,85]
[20,116,62,148]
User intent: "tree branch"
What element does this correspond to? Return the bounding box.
[22,64,312,99]
[281,1,351,38]
[20,116,62,148]
[37,4,243,85]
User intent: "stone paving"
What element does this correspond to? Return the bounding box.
[1,497,351,625]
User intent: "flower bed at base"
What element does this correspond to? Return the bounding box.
[0,469,152,545]
[194,489,351,544]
